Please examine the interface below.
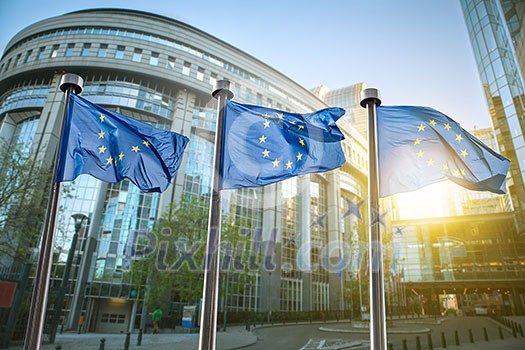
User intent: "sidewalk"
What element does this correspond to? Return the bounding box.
[9,326,257,350]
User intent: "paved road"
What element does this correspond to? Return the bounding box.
[245,316,525,349]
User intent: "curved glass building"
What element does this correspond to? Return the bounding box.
[0,9,368,334]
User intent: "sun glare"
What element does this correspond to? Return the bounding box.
[396,182,452,220]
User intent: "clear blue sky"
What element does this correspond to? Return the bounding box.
[0,0,491,130]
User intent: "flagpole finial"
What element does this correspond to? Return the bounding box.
[212,79,234,100]
[360,88,381,108]
[60,73,84,94]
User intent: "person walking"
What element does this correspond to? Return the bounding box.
[152,306,163,334]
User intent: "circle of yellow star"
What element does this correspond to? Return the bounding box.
[286,160,293,169]
[259,135,267,143]
[272,159,280,167]
[298,125,305,130]
[299,138,305,147]
[460,149,468,157]
[429,119,437,126]
[106,156,114,165]
[456,134,463,142]
[276,113,284,119]
[118,152,124,161]
[98,131,105,139]
[426,158,435,167]
[132,146,140,152]
[262,149,270,158]
[417,124,426,132]
[444,123,452,131]
[263,120,270,128]
[142,140,150,147]
[443,163,449,171]
[99,114,105,122]
[296,152,303,161]
[98,145,107,153]
[414,138,421,145]
[416,150,424,158]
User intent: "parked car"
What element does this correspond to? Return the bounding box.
[474,304,490,316]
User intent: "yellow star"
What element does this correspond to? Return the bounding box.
[263,120,270,128]
[444,123,452,131]
[290,121,296,125]
[98,145,107,153]
[106,156,114,165]
[259,135,267,143]
[98,131,105,139]
[429,119,437,126]
[443,163,449,171]
[286,160,293,169]
[272,159,280,167]
[296,152,303,161]
[416,150,424,158]
[118,152,124,161]
[426,158,435,167]
[453,169,460,177]
[460,169,466,176]
[143,140,150,147]
[460,149,468,157]
[276,113,284,119]
[298,125,305,130]
[262,149,270,158]
[456,134,463,142]
[263,113,270,119]
[131,146,140,152]
[99,114,105,122]
[299,138,305,147]
[414,138,421,145]
[417,124,426,132]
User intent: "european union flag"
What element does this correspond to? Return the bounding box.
[377,106,510,197]
[221,100,346,189]
[56,94,189,193]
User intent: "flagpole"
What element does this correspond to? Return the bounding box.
[199,80,233,350]
[23,73,83,350]
[360,88,387,350]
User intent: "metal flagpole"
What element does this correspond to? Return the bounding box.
[198,80,233,350]
[360,88,387,350]
[24,73,84,350]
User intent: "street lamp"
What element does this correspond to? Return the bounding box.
[49,213,89,342]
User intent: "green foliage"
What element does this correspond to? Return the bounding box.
[0,140,52,261]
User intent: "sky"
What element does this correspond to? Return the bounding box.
[0,0,492,130]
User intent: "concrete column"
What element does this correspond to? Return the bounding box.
[260,182,282,313]
[326,171,343,311]
[297,175,312,311]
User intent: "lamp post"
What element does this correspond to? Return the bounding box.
[49,213,89,342]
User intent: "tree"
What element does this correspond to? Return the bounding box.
[0,140,52,263]
[126,196,255,309]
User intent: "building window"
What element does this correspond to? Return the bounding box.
[65,43,75,57]
[149,52,159,66]
[50,44,59,58]
[256,93,263,105]
[5,58,11,71]
[132,48,142,62]
[37,47,45,60]
[115,45,125,59]
[98,44,108,57]
[13,53,21,67]
[166,56,175,70]
[182,61,191,76]
[197,67,205,81]
[210,73,217,86]
[24,50,33,63]
[81,43,91,57]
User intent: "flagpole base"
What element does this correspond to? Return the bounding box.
[60,73,84,94]
[360,88,381,108]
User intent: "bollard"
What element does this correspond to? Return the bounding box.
[402,339,408,350]
[469,329,474,343]
[512,325,517,338]
[99,338,106,350]
[499,326,504,340]
[124,331,131,350]
[441,332,447,348]
[245,322,250,331]
[388,342,393,350]
[427,333,433,350]
[56,346,62,350]
[416,336,421,350]
[483,327,489,341]
[137,328,143,346]
[519,324,524,337]
[454,330,460,346]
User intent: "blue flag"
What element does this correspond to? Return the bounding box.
[221,100,346,189]
[56,94,189,193]
[377,105,510,197]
